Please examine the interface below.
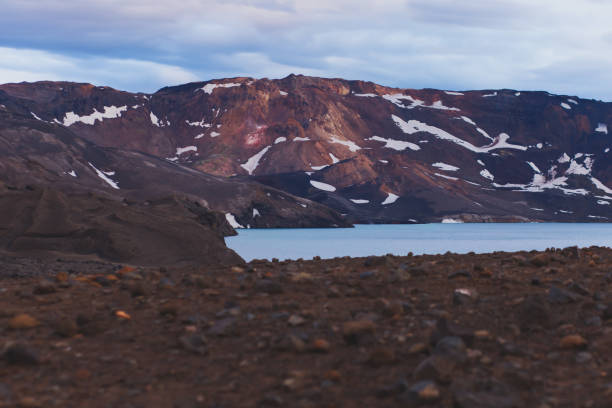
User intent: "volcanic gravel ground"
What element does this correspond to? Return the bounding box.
[1,247,612,407]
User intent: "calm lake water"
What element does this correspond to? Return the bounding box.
[225,223,612,261]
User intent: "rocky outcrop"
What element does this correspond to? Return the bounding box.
[1,76,611,223]
[0,185,242,266]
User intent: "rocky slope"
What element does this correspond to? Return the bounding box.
[1,247,611,407]
[1,76,610,224]
[0,184,242,266]
[0,100,350,230]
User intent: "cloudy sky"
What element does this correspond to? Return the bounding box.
[1,0,611,100]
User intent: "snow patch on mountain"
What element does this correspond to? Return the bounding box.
[310,180,336,192]
[185,119,211,128]
[392,115,526,153]
[225,213,244,229]
[88,162,119,189]
[62,105,127,126]
[176,146,197,155]
[329,136,361,152]
[432,162,459,172]
[381,192,399,205]
[368,136,420,151]
[199,83,241,94]
[241,146,271,175]
[595,123,608,134]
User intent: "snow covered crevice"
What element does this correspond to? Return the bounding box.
[392,115,526,153]
[88,162,119,189]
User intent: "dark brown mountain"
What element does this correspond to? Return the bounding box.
[1,75,611,224]
[0,99,350,230]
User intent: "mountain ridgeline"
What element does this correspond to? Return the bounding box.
[1,75,611,227]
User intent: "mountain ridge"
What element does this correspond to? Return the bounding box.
[1,75,611,224]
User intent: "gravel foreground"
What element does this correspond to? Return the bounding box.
[1,247,612,408]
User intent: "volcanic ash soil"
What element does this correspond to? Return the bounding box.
[1,246,612,407]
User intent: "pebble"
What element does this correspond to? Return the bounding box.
[448,270,472,279]
[8,314,40,329]
[288,315,306,326]
[54,317,78,337]
[453,288,478,305]
[530,253,550,267]
[3,343,40,365]
[517,295,552,330]
[548,286,578,304]
[434,336,467,362]
[208,318,238,337]
[179,333,208,355]
[413,355,456,383]
[366,347,396,366]
[255,279,283,294]
[33,280,56,295]
[342,320,376,344]
[576,351,592,363]
[399,381,441,404]
[560,334,587,349]
[159,302,180,317]
[311,339,330,353]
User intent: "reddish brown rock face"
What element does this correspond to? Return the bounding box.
[1,75,611,223]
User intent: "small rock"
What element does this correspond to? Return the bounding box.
[585,316,602,327]
[208,318,238,337]
[179,333,208,355]
[288,315,306,326]
[576,351,592,363]
[342,320,376,344]
[3,343,40,365]
[311,339,330,353]
[33,280,56,295]
[560,334,587,349]
[434,336,467,362]
[413,355,456,383]
[367,347,396,366]
[359,270,377,279]
[159,302,180,317]
[17,397,42,408]
[408,342,428,354]
[517,295,552,330]
[255,279,283,294]
[453,288,478,305]
[54,317,78,337]
[375,298,403,317]
[399,381,441,404]
[376,378,408,398]
[530,253,550,267]
[568,282,590,296]
[125,281,148,297]
[8,314,40,329]
[448,270,472,279]
[548,286,578,304]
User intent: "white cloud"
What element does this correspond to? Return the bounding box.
[1,1,612,99]
[0,47,198,92]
